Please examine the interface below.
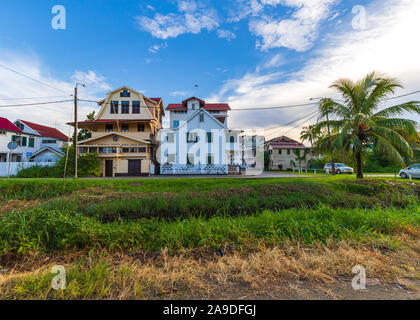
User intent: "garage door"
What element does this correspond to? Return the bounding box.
[128,160,142,176]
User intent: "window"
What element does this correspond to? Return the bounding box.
[21,137,27,147]
[89,147,97,153]
[137,124,145,132]
[29,137,35,148]
[287,149,291,155]
[173,120,179,128]
[121,124,129,132]
[207,132,212,143]
[106,124,113,132]
[192,103,196,110]
[139,147,147,153]
[42,139,56,144]
[110,101,119,114]
[207,154,214,165]
[0,130,5,135]
[120,90,130,97]
[122,101,130,114]
[167,154,175,163]
[187,132,198,143]
[187,154,194,165]
[132,101,140,114]
[269,149,273,155]
[278,149,282,155]
[15,122,24,130]
[200,113,204,122]
[167,133,175,143]
[230,136,235,144]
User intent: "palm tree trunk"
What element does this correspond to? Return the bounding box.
[356,152,363,179]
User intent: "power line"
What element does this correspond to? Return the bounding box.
[0,95,71,101]
[0,99,73,108]
[230,102,317,111]
[0,63,70,94]
[384,89,420,101]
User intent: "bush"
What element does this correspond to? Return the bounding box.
[16,144,101,178]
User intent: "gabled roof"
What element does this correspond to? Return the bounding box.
[30,146,64,158]
[166,97,231,111]
[0,117,22,133]
[171,108,227,131]
[19,120,68,141]
[267,136,308,149]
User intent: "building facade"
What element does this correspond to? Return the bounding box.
[14,119,67,162]
[71,86,164,177]
[266,136,314,170]
[159,97,242,175]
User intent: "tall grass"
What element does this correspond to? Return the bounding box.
[1,205,418,254]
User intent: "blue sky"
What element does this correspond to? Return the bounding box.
[0,0,419,140]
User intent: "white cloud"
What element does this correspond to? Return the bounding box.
[249,0,337,51]
[207,0,420,140]
[170,91,189,96]
[136,0,219,39]
[148,42,168,53]
[263,53,286,69]
[217,29,236,41]
[0,50,111,134]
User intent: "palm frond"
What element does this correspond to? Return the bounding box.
[373,101,420,118]
[371,135,406,166]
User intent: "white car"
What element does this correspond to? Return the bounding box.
[399,164,420,179]
[324,163,354,174]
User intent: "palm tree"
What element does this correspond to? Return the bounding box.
[300,125,318,149]
[314,72,420,179]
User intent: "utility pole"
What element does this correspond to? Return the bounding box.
[310,97,336,175]
[74,83,86,179]
[326,110,336,175]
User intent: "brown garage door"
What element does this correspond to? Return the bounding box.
[128,159,142,176]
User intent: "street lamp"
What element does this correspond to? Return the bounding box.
[74,83,86,178]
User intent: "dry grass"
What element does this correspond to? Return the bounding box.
[1,239,418,300]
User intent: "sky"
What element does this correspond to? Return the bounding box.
[0,0,419,141]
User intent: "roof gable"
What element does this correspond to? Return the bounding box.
[0,117,22,133]
[176,108,226,130]
[19,120,68,140]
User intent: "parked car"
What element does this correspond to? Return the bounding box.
[324,163,354,174]
[399,164,420,179]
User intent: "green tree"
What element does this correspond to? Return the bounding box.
[315,72,420,179]
[77,111,96,142]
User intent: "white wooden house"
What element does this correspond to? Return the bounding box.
[159,97,242,175]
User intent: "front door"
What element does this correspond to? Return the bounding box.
[128,159,142,176]
[105,160,113,177]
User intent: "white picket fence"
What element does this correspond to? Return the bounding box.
[0,162,55,177]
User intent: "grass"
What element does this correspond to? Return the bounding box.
[0,176,419,299]
[0,205,418,255]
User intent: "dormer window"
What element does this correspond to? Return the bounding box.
[121,101,130,114]
[132,101,140,114]
[120,90,130,97]
[110,101,119,114]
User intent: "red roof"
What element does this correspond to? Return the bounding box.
[268,136,308,149]
[166,103,231,111]
[20,120,68,141]
[0,117,22,133]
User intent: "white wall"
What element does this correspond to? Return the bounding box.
[0,162,55,177]
[0,131,37,161]
[161,110,228,166]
